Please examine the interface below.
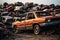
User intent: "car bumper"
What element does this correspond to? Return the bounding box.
[40,21,60,27]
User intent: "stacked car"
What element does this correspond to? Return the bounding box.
[0,22,8,38]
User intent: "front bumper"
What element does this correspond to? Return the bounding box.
[40,21,60,27]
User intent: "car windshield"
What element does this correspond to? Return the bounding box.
[35,12,51,17]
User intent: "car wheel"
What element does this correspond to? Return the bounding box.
[13,26,18,33]
[33,24,40,35]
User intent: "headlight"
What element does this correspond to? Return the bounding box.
[45,19,51,22]
[47,19,51,22]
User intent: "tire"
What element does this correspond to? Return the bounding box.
[13,26,18,33]
[33,24,40,35]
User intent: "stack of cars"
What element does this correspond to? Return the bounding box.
[0,2,60,36]
[0,22,8,38]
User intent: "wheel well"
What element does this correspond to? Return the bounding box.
[33,23,40,28]
[13,25,17,28]
[14,25,16,27]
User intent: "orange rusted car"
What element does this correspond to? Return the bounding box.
[12,11,60,34]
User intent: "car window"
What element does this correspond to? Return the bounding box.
[27,13,35,19]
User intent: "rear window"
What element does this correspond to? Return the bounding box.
[35,12,51,17]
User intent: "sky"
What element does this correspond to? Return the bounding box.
[0,0,60,5]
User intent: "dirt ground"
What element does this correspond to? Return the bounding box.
[1,30,60,40]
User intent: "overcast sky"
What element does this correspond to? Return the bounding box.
[0,0,60,5]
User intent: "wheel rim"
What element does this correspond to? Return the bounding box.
[34,25,40,35]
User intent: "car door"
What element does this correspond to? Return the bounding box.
[25,13,35,30]
[17,14,26,30]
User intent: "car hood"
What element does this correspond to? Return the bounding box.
[2,16,12,19]
[12,21,20,25]
[45,16,60,19]
[39,16,60,19]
